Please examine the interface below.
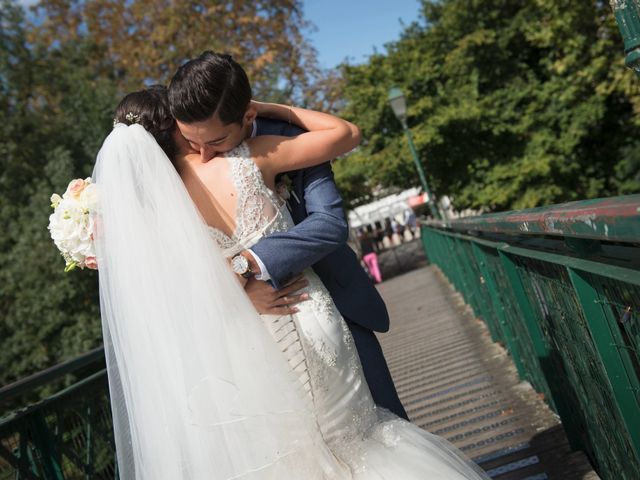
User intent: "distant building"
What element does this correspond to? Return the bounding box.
[348,187,424,230]
[348,189,480,233]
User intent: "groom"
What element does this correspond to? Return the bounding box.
[168,51,408,420]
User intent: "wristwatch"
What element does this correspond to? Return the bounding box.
[231,254,253,279]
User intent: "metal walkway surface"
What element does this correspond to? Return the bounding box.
[376,263,600,480]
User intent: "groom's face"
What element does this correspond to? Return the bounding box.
[176,106,256,162]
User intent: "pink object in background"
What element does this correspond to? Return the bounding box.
[363,252,382,283]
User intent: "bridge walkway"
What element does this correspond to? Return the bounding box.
[376,263,599,480]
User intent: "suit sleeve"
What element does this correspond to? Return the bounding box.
[249,162,349,289]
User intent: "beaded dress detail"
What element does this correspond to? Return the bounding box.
[208,142,489,479]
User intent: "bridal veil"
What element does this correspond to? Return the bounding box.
[93,124,345,479]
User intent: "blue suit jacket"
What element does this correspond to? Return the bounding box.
[250,118,389,332]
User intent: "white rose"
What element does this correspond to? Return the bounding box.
[50,193,62,208]
[80,183,99,209]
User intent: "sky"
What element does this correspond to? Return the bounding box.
[17,0,423,70]
[303,0,423,69]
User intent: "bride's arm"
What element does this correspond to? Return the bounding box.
[249,102,360,180]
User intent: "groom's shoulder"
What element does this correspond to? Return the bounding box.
[255,117,306,137]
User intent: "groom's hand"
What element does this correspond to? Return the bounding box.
[244,274,310,315]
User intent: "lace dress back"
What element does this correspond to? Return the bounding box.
[207,142,290,258]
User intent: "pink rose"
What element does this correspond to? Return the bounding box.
[67,179,86,197]
[85,256,98,270]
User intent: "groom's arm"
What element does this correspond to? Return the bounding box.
[248,161,348,290]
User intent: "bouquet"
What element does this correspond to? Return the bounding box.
[48,177,99,272]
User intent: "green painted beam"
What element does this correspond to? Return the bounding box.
[434,195,640,243]
[425,227,640,286]
[0,347,105,405]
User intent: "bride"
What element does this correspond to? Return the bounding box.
[95,84,489,479]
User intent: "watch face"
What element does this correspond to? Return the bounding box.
[232,255,249,274]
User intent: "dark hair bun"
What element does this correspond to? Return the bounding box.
[114,85,178,162]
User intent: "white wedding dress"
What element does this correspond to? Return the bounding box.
[95,125,490,479]
[206,142,490,480]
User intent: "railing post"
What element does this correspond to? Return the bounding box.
[567,268,640,463]
[496,251,588,450]
[421,226,437,266]
[471,243,527,376]
[438,231,464,292]
[497,252,552,375]
[442,233,462,289]
[457,238,506,340]
[30,412,65,480]
[85,403,94,479]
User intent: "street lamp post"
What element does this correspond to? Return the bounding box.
[388,87,442,220]
[611,0,640,77]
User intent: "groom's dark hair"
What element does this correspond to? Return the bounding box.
[168,51,252,125]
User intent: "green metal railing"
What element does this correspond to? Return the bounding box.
[0,349,115,479]
[421,194,640,480]
[2,195,639,479]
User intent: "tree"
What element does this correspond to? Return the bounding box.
[31,0,319,102]
[1,0,325,385]
[334,0,640,211]
[0,0,121,385]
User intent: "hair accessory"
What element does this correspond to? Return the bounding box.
[125,112,140,123]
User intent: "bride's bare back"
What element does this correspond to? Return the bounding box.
[177,151,238,238]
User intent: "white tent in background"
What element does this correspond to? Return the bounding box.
[348,187,424,230]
